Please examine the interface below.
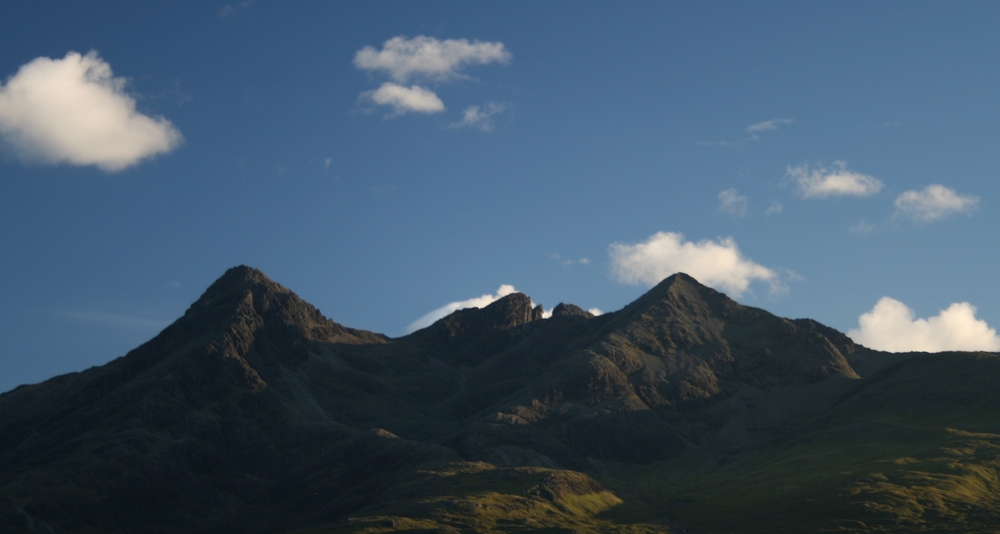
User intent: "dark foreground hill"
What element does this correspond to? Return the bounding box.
[2,266,1000,533]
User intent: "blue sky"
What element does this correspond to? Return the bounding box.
[2,1,1000,392]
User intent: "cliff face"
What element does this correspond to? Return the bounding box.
[3,267,991,533]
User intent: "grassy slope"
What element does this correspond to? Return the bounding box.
[609,352,1000,533]
[315,353,1000,533]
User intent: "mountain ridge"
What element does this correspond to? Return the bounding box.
[2,266,999,533]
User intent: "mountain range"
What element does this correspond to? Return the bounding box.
[3,266,1000,533]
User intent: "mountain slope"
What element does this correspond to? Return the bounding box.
[2,266,999,533]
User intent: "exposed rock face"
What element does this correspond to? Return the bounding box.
[551,302,594,318]
[414,292,544,341]
[0,267,923,533]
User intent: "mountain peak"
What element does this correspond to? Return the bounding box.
[189,265,284,310]
[551,302,594,318]
[415,292,543,342]
[615,272,728,322]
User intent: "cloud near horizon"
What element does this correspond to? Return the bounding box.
[406,284,519,333]
[0,51,183,171]
[354,36,511,83]
[363,83,445,116]
[788,161,883,198]
[848,297,1000,352]
[51,308,170,330]
[608,231,782,297]
[893,184,979,222]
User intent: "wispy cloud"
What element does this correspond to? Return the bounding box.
[717,188,748,218]
[354,36,510,83]
[788,161,883,198]
[0,51,183,171]
[764,201,783,216]
[701,118,794,148]
[51,309,170,330]
[848,297,1000,352]
[362,82,445,116]
[849,220,876,235]
[218,0,254,18]
[893,184,979,223]
[746,118,794,132]
[608,231,784,297]
[550,253,590,266]
[450,102,509,131]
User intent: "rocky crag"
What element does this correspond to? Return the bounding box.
[3,266,1000,533]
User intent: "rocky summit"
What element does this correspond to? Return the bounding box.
[3,266,1000,533]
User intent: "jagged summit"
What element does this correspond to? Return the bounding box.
[618,271,728,317]
[1,266,928,534]
[176,265,384,348]
[551,302,594,318]
[412,292,543,341]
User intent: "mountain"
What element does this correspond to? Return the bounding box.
[2,266,1000,533]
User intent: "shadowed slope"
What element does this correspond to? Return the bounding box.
[6,267,994,533]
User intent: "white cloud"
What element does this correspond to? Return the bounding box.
[52,309,169,330]
[588,308,603,316]
[717,188,748,218]
[848,297,1000,352]
[218,0,253,18]
[746,118,794,132]
[406,284,519,333]
[893,184,979,222]
[764,201,783,216]
[788,161,883,198]
[608,231,782,297]
[849,220,876,235]
[354,35,511,83]
[0,51,183,171]
[450,102,508,131]
[364,82,444,116]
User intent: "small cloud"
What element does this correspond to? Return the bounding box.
[893,184,979,223]
[588,308,603,316]
[746,118,794,132]
[0,51,183,172]
[608,231,784,297]
[848,297,1000,352]
[363,82,444,116]
[323,157,332,168]
[354,35,511,83]
[788,161,883,198]
[697,140,737,148]
[849,220,876,235]
[553,254,590,267]
[450,102,508,131]
[166,280,182,288]
[218,0,253,18]
[717,188,748,218]
[52,309,169,330]
[764,201,783,216]
[406,284,519,333]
